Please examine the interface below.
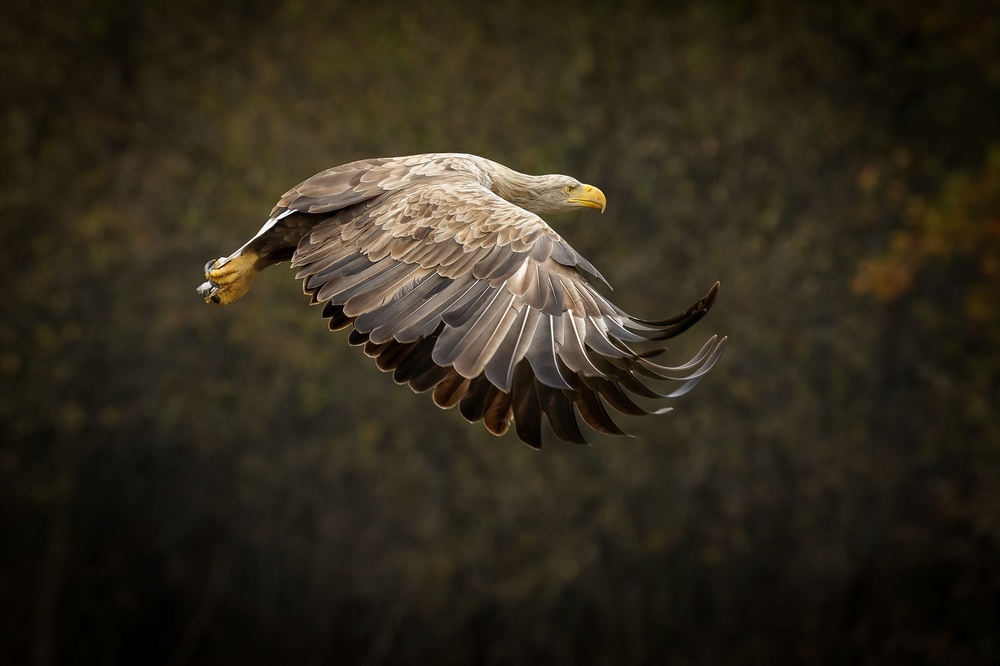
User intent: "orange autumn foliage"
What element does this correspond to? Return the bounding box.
[854,148,1000,326]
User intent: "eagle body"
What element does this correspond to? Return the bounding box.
[198,153,724,447]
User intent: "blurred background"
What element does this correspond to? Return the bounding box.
[2,0,998,663]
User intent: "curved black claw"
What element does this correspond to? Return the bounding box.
[197,280,221,303]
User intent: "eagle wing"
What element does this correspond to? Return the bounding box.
[287,169,724,448]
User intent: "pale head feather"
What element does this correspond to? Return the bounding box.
[487,165,588,215]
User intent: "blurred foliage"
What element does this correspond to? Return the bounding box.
[854,147,1000,320]
[1,0,999,664]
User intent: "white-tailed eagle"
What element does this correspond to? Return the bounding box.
[197,153,725,448]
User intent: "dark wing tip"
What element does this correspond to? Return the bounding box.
[704,280,720,307]
[624,281,721,341]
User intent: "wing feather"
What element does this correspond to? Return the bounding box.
[391,335,441,386]
[432,370,471,409]
[483,305,536,392]
[322,301,353,331]
[535,380,587,445]
[390,278,483,344]
[434,289,514,372]
[518,314,570,390]
[353,273,447,336]
[511,362,543,448]
[451,299,520,379]
[312,256,391,302]
[564,373,629,436]
[482,389,514,436]
[459,375,497,423]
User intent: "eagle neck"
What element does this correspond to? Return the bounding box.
[484,160,542,208]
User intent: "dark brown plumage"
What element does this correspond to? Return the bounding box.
[197,153,725,448]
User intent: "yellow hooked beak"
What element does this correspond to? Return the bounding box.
[567,184,607,213]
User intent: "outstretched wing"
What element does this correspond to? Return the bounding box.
[291,175,725,447]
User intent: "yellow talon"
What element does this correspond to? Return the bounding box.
[197,252,260,305]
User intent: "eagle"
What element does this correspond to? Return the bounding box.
[197,153,725,448]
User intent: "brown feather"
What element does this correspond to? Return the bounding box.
[482,389,514,436]
[432,370,471,409]
[535,382,587,445]
[511,362,543,448]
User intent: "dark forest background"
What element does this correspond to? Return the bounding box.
[2,0,999,664]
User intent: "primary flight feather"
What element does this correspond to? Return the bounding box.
[197,153,725,447]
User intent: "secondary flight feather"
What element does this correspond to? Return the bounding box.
[197,153,725,447]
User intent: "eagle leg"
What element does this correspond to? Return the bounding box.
[197,251,260,305]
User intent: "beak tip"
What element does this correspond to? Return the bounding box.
[568,184,607,213]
